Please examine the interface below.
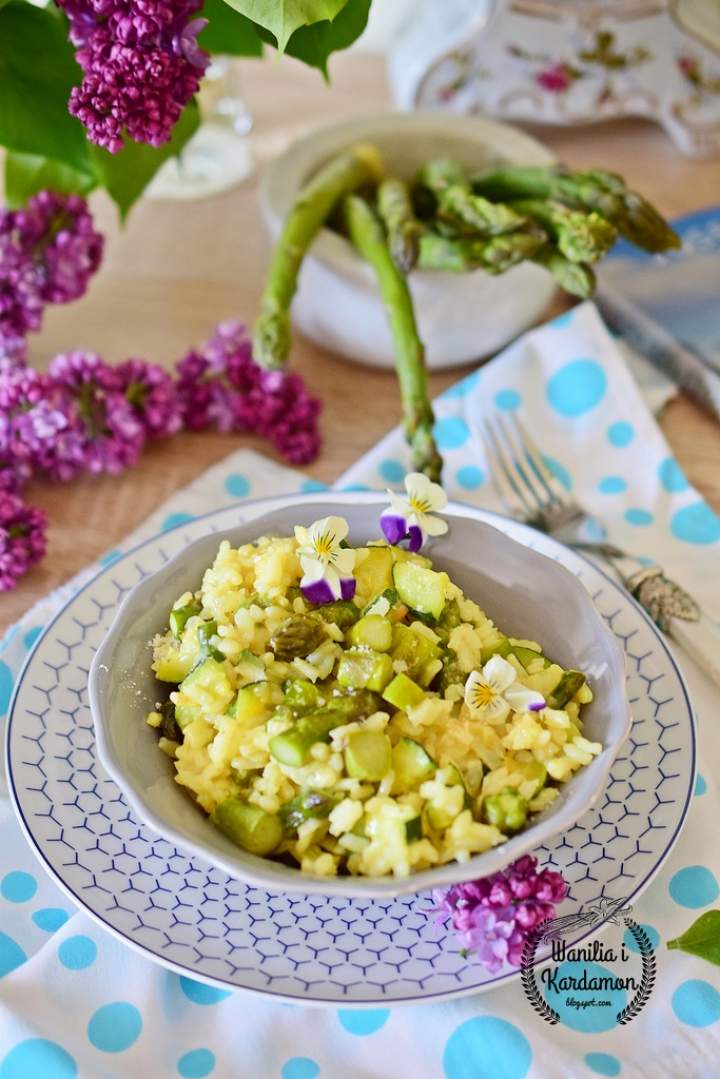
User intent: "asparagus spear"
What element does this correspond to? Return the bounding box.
[377,178,423,273]
[533,247,596,299]
[510,198,617,263]
[418,158,527,236]
[342,194,442,482]
[418,229,546,274]
[253,143,384,370]
[473,165,681,253]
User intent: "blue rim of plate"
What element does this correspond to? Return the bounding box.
[4,493,697,1006]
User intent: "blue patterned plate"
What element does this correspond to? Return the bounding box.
[5,498,695,1006]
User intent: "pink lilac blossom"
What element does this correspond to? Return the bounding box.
[49,351,146,474]
[0,192,103,360]
[116,358,183,439]
[176,321,322,464]
[58,0,209,153]
[432,855,568,973]
[0,490,48,592]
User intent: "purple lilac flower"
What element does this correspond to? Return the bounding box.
[116,358,183,439]
[433,855,568,973]
[176,321,322,465]
[0,192,103,360]
[49,351,146,474]
[0,490,48,591]
[58,1,209,153]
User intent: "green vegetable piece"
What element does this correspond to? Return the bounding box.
[283,679,324,713]
[548,670,587,709]
[268,690,380,766]
[211,798,282,856]
[511,198,616,264]
[270,614,326,661]
[511,645,550,670]
[355,547,394,599]
[236,649,266,686]
[377,177,423,273]
[279,789,335,833]
[345,730,392,780]
[176,657,233,728]
[392,737,436,792]
[482,787,528,833]
[390,623,440,681]
[169,599,200,638]
[382,672,426,711]
[534,246,597,299]
[342,193,443,482]
[226,687,266,727]
[349,614,393,652]
[159,699,182,743]
[254,143,384,370]
[312,600,361,630]
[667,911,720,966]
[446,763,473,810]
[393,560,448,620]
[518,760,547,798]
[405,816,423,842]
[480,635,512,663]
[337,648,393,693]
[196,620,224,663]
[153,642,194,684]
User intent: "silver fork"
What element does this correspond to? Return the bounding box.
[482,412,720,686]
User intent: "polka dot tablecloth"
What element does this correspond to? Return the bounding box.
[1,302,719,1078]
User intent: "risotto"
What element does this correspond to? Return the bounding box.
[147,527,600,879]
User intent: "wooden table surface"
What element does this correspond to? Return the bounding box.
[3,53,720,632]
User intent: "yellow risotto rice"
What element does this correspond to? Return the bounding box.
[147,534,600,878]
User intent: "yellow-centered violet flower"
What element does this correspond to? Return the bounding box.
[294,515,356,604]
[380,471,449,552]
[464,656,546,722]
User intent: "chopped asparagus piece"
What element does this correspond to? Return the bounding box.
[548,670,587,709]
[212,798,283,856]
[511,199,616,264]
[159,699,182,742]
[534,246,596,299]
[270,614,326,661]
[312,600,361,630]
[279,790,334,832]
[283,678,324,713]
[390,623,440,682]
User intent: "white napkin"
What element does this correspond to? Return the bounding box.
[1,302,718,1078]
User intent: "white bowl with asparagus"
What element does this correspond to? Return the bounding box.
[258,111,559,372]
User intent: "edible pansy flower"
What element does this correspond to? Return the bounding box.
[464,656,546,722]
[380,471,448,552]
[295,516,356,605]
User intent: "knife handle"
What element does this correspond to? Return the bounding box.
[669,613,720,688]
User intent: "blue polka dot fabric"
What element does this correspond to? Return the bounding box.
[1,309,720,1074]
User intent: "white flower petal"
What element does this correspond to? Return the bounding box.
[323,565,342,599]
[332,546,356,576]
[505,682,546,713]
[483,654,517,693]
[310,515,348,547]
[422,514,449,537]
[405,471,448,512]
[299,555,326,583]
[482,697,511,723]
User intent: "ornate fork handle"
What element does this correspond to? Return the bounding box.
[622,565,701,634]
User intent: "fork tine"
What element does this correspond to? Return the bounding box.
[483,418,534,520]
[509,413,569,506]
[492,413,548,514]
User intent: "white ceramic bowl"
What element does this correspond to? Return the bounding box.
[259,111,557,370]
[89,494,631,899]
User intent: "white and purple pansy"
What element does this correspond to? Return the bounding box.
[294,516,356,605]
[380,472,449,552]
[464,655,546,723]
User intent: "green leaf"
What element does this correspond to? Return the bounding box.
[667,910,720,966]
[284,0,370,78]
[4,152,96,209]
[0,2,92,173]
[89,102,201,218]
[222,0,349,51]
[199,0,263,56]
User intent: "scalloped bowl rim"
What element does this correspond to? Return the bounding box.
[89,493,631,899]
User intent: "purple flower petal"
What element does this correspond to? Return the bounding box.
[340,576,356,600]
[380,512,407,546]
[301,578,336,605]
[407,524,424,552]
[529,699,546,712]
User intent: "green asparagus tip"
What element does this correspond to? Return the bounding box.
[253,305,291,370]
